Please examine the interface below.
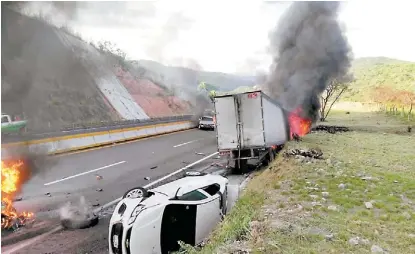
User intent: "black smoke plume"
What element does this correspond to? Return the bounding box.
[265,1,352,122]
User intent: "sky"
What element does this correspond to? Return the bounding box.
[20,0,415,75]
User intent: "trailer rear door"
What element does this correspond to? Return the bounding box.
[240,92,265,147]
[214,96,238,150]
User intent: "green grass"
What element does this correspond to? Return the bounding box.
[343,58,415,102]
[184,111,415,254]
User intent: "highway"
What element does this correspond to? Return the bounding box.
[2,128,243,253]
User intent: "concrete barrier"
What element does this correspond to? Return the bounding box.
[2,121,196,156]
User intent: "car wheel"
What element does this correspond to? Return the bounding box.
[184,171,206,177]
[123,187,148,199]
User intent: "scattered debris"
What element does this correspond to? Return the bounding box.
[92,203,100,207]
[292,133,302,142]
[283,148,323,159]
[95,175,103,180]
[215,156,221,159]
[59,196,99,230]
[13,197,23,202]
[182,161,189,164]
[45,192,50,196]
[408,126,412,133]
[393,180,399,183]
[312,125,350,134]
[150,166,158,169]
[96,188,103,192]
[144,177,151,181]
[195,152,205,156]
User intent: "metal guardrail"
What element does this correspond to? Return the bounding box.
[2,115,196,144]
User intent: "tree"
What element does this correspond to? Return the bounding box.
[319,74,354,121]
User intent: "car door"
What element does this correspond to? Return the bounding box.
[194,189,222,244]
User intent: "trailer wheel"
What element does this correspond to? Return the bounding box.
[233,159,248,174]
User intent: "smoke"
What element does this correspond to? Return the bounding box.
[59,196,98,229]
[265,2,352,122]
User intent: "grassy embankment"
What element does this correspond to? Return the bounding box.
[182,111,414,254]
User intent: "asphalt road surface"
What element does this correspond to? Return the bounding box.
[2,129,247,254]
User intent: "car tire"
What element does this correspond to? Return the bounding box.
[122,187,148,199]
[184,171,207,177]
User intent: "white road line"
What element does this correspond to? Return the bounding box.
[173,139,200,148]
[93,151,219,213]
[43,161,126,186]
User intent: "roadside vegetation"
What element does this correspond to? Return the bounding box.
[181,111,414,254]
[342,58,415,122]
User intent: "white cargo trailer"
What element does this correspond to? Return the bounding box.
[213,90,290,173]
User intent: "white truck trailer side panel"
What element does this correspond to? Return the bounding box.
[262,95,289,145]
[240,92,266,147]
[215,96,238,150]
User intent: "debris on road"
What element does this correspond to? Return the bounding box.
[96,188,103,192]
[45,192,50,196]
[312,125,350,134]
[195,152,205,156]
[144,177,151,181]
[59,196,99,230]
[95,175,103,180]
[150,166,158,169]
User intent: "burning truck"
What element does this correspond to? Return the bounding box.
[212,90,312,173]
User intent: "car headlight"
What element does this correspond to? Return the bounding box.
[127,204,145,225]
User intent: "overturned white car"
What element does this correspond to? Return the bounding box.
[109,171,229,254]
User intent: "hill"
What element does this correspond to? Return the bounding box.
[343,57,415,102]
[132,60,256,92]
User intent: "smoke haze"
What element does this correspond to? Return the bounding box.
[265,1,352,122]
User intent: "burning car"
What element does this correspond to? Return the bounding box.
[109,171,229,254]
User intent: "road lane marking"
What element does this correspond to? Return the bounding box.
[173,139,200,148]
[43,161,126,186]
[93,151,219,213]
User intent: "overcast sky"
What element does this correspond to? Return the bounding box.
[22,0,415,74]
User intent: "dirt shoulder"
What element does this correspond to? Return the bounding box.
[183,111,415,254]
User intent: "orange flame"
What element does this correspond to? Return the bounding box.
[1,160,35,229]
[288,107,312,139]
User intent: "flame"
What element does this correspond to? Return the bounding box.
[288,107,312,139]
[1,160,35,229]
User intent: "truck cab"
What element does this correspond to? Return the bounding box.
[1,114,27,135]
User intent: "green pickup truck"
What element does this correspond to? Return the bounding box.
[1,114,27,135]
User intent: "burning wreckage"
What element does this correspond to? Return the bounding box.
[1,159,35,231]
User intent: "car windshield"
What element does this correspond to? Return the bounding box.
[177,190,207,201]
[201,117,213,121]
